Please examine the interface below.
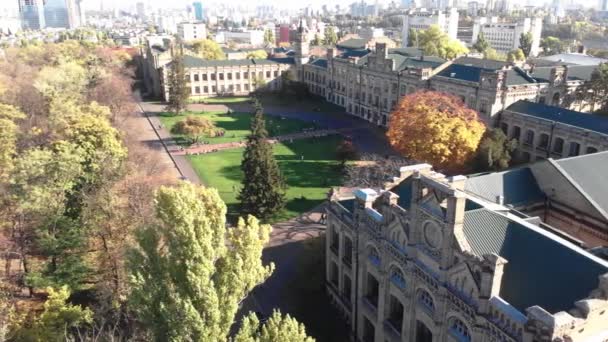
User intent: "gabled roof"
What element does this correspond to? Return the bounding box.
[465,167,545,207]
[553,152,608,221]
[463,208,608,314]
[506,100,608,136]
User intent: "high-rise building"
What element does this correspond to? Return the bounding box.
[136,2,145,20]
[44,0,83,29]
[177,22,207,41]
[472,17,543,56]
[193,2,203,21]
[19,0,45,30]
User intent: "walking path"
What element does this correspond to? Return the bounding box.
[172,129,339,156]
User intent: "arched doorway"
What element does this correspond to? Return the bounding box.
[552,92,560,106]
[416,320,433,342]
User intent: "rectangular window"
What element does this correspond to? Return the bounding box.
[244,72,249,79]
[211,85,216,93]
[193,74,199,82]
[236,84,241,92]
[568,142,580,156]
[228,85,233,91]
[365,274,379,307]
[194,86,200,94]
[343,275,351,303]
[211,74,216,81]
[245,84,250,91]
[219,73,224,80]
[203,86,208,93]
[274,70,278,77]
[236,72,240,79]
[228,73,232,80]
[203,74,208,81]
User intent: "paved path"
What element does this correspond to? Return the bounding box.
[173,129,338,155]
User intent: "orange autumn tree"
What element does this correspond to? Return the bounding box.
[387,91,486,173]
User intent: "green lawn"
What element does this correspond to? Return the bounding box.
[159,111,316,145]
[259,94,344,113]
[187,135,344,222]
[189,96,251,104]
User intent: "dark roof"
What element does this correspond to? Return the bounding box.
[391,178,414,209]
[505,68,536,86]
[465,167,545,207]
[463,208,608,314]
[453,57,509,70]
[181,55,293,68]
[387,47,425,57]
[309,58,328,68]
[338,49,371,59]
[337,38,368,49]
[391,55,445,70]
[338,198,355,213]
[506,100,608,136]
[554,152,608,220]
[436,64,489,82]
[530,65,597,83]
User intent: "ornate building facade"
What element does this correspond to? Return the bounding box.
[326,163,608,342]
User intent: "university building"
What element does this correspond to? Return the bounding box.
[326,161,608,342]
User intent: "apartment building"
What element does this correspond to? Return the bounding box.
[178,22,207,42]
[472,17,542,56]
[326,162,608,342]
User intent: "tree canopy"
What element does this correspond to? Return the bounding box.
[263,29,275,46]
[473,31,489,53]
[519,32,533,57]
[191,39,225,60]
[323,26,338,46]
[166,48,190,116]
[246,49,268,59]
[171,116,217,143]
[540,36,566,55]
[507,48,525,62]
[416,25,468,60]
[386,91,486,173]
[474,128,517,171]
[234,311,315,342]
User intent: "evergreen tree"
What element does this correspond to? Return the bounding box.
[323,26,338,46]
[407,28,418,47]
[519,32,533,58]
[263,29,275,46]
[165,47,190,116]
[238,100,286,221]
[473,31,489,53]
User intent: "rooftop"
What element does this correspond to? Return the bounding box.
[465,167,545,207]
[463,208,608,314]
[538,53,608,66]
[181,55,294,68]
[337,38,368,50]
[505,100,608,136]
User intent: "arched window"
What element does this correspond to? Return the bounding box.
[552,92,560,105]
[449,317,471,342]
[417,290,435,313]
[553,137,564,153]
[586,146,598,154]
[524,130,534,145]
[390,266,406,289]
[368,246,380,266]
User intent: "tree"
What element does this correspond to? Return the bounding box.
[386,91,486,173]
[343,154,411,188]
[233,310,314,342]
[540,36,565,56]
[519,32,533,57]
[407,28,418,47]
[507,48,525,62]
[238,101,286,221]
[483,48,506,61]
[165,49,190,116]
[311,34,322,46]
[128,183,274,341]
[171,116,217,143]
[191,39,225,60]
[571,63,608,114]
[323,26,338,46]
[474,128,517,171]
[246,50,268,59]
[263,29,275,46]
[336,139,358,166]
[417,25,468,59]
[14,286,93,341]
[0,104,24,181]
[473,31,489,53]
[34,61,88,101]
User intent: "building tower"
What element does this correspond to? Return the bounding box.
[294,20,310,72]
[19,0,45,30]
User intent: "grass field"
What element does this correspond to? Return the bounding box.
[187,135,344,222]
[189,96,251,104]
[159,111,316,145]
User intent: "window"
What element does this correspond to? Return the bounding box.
[203,86,208,93]
[203,74,208,81]
[236,72,240,79]
[500,123,508,134]
[363,318,375,342]
[418,290,435,313]
[227,72,232,80]
[511,126,521,141]
[449,318,471,342]
[228,85,233,92]
[258,71,263,79]
[342,275,352,303]
[525,130,534,145]
[368,247,380,266]
[416,321,433,342]
[244,72,249,79]
[236,84,241,92]
[553,137,564,154]
[211,73,216,81]
[274,70,278,77]
[330,227,339,255]
[365,274,379,308]
[586,146,598,154]
[330,262,339,287]
[211,85,216,93]
[245,84,250,91]
[538,133,549,149]
[193,74,199,81]
[388,295,404,333]
[390,267,406,288]
[343,237,353,266]
[568,142,580,156]
[194,86,200,94]
[219,73,224,80]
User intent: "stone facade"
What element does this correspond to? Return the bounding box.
[326,164,608,342]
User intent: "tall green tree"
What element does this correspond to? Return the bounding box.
[233,310,315,342]
[238,101,286,221]
[519,32,533,57]
[540,36,565,55]
[473,31,489,53]
[407,28,418,47]
[570,63,608,114]
[475,128,517,171]
[323,26,338,46]
[128,183,274,341]
[165,48,190,116]
[263,29,275,46]
[417,25,468,60]
[191,39,225,60]
[507,48,525,62]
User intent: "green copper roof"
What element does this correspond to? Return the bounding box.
[463,208,608,314]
